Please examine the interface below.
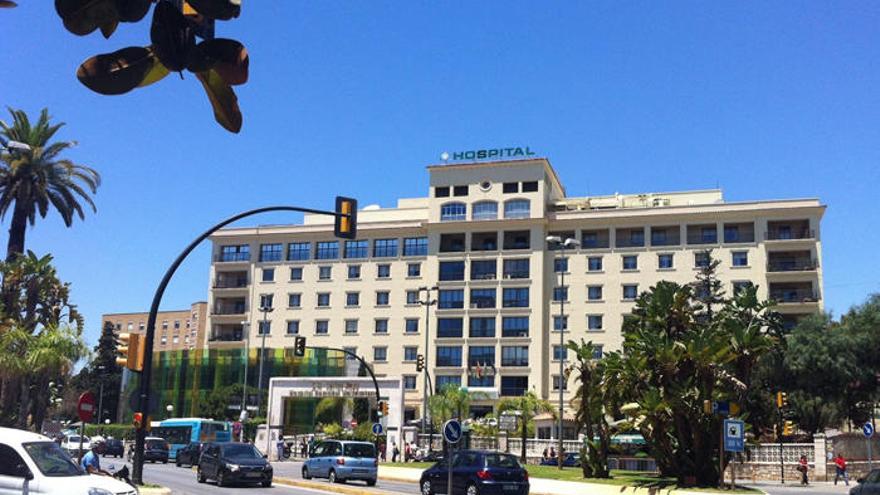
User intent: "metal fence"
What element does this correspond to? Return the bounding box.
[745,443,814,464]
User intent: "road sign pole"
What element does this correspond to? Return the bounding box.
[78,422,85,465]
[447,440,454,495]
[719,421,724,489]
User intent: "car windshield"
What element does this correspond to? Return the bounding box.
[146,439,167,449]
[343,443,375,458]
[223,444,261,458]
[486,453,521,469]
[23,441,85,477]
[66,436,85,443]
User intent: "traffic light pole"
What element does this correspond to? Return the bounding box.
[306,346,381,404]
[131,204,352,486]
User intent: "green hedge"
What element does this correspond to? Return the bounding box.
[84,424,135,441]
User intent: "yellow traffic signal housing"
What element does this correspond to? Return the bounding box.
[334,196,358,239]
[116,332,145,372]
[382,401,389,417]
[776,392,789,409]
[783,420,795,436]
[133,412,143,430]
[416,354,425,372]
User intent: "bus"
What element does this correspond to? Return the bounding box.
[152,418,232,460]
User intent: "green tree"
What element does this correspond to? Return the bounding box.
[497,390,554,463]
[71,321,122,423]
[428,384,473,427]
[0,107,100,261]
[567,339,611,478]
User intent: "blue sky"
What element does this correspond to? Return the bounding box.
[2,2,879,347]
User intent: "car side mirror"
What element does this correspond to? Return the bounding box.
[24,471,34,481]
[857,478,864,484]
[263,454,268,459]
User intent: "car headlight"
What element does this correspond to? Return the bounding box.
[88,489,114,495]
[226,463,240,472]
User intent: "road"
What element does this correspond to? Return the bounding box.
[742,481,853,495]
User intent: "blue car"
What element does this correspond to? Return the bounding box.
[419,450,529,495]
[539,452,580,467]
[302,439,377,486]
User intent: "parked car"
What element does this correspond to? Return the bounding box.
[103,438,124,458]
[128,436,169,463]
[420,450,529,495]
[302,439,377,486]
[60,434,90,458]
[539,452,580,467]
[851,469,880,495]
[0,426,137,495]
[197,442,273,487]
[176,441,204,467]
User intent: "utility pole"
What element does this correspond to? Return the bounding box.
[419,286,438,451]
[257,303,274,417]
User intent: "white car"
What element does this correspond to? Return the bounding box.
[0,427,137,495]
[61,434,90,458]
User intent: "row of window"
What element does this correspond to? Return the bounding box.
[261,262,422,283]
[563,251,749,272]
[219,237,430,263]
[434,181,538,199]
[437,287,529,309]
[440,199,530,221]
[252,315,532,339]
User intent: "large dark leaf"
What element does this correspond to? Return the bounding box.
[196,69,242,133]
[150,0,194,72]
[198,38,248,85]
[77,46,165,95]
[114,0,151,22]
[0,1,19,8]
[186,0,240,21]
[55,0,117,36]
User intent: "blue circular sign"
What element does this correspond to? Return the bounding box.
[864,422,874,438]
[372,423,383,435]
[443,419,462,444]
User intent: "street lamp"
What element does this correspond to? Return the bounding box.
[546,235,579,469]
[240,319,250,438]
[166,404,174,419]
[96,365,106,424]
[419,286,439,451]
[256,304,274,417]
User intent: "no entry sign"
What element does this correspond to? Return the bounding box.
[77,392,96,423]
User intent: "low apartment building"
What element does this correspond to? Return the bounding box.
[103,301,208,352]
[206,157,825,422]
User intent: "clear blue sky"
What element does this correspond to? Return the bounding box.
[2,2,878,347]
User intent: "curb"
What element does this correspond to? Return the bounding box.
[139,488,172,495]
[275,477,396,495]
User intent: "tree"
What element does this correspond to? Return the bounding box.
[567,339,612,478]
[0,107,100,261]
[428,384,473,427]
[497,390,554,463]
[71,321,122,423]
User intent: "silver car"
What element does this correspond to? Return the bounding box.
[302,440,377,486]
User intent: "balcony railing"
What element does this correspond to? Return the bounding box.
[770,289,819,303]
[766,229,815,240]
[686,234,718,245]
[217,252,250,262]
[471,272,497,281]
[616,237,645,248]
[767,260,818,272]
[211,305,247,315]
[500,387,528,396]
[503,271,530,279]
[470,300,497,309]
[213,279,248,289]
[209,332,243,342]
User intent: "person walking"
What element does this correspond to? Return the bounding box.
[834,453,849,486]
[798,454,809,485]
[392,442,400,463]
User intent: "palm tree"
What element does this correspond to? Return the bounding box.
[497,390,554,463]
[0,108,100,261]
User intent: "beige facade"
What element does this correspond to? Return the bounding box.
[103,301,208,352]
[206,158,825,420]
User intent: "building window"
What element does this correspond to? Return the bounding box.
[376,291,390,306]
[469,374,494,387]
[315,241,339,260]
[347,265,361,279]
[470,289,496,309]
[437,375,462,389]
[403,237,428,256]
[521,181,538,192]
[404,346,418,361]
[219,244,249,262]
[503,182,519,193]
[502,287,529,308]
[733,281,754,296]
[439,289,465,309]
[346,292,360,307]
[317,293,330,307]
[588,285,603,301]
[554,258,568,273]
[315,320,328,334]
[503,199,530,219]
[468,346,496,367]
[732,251,749,267]
[440,233,466,252]
[501,346,529,367]
[658,254,674,269]
[587,256,603,272]
[438,318,464,338]
[453,185,469,197]
[553,316,568,331]
[436,346,463,367]
[470,260,497,280]
[552,345,568,361]
[592,345,604,360]
[552,286,568,302]
[503,258,529,279]
[502,317,529,337]
[440,202,467,221]
[377,264,391,278]
[469,317,496,338]
[701,227,717,243]
[286,320,300,335]
[552,375,568,391]
[587,315,603,331]
[623,284,638,300]
[319,266,332,280]
[435,186,450,197]
[258,321,271,335]
[290,267,303,281]
[375,319,388,334]
[259,294,274,309]
[344,240,368,259]
[501,376,528,396]
[472,201,498,220]
[287,242,310,261]
[407,263,421,277]
[404,376,417,390]
[160,336,167,345]
[503,231,530,250]
[405,318,419,333]
[406,290,419,305]
[343,347,358,360]
[260,243,283,261]
[344,319,358,334]
[288,293,301,308]
[694,251,710,268]
[261,268,275,282]
[174,320,180,329]
[622,255,638,270]
[373,238,398,258]
[374,347,387,362]
[162,321,168,330]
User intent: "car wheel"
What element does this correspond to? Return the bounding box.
[261,479,272,488]
[217,470,226,487]
[328,469,338,483]
[302,466,311,480]
[466,482,479,495]
[176,458,181,467]
[197,467,206,483]
[163,459,168,464]
[367,479,376,487]
[421,479,433,495]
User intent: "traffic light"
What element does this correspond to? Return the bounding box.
[133,412,143,430]
[115,333,145,372]
[377,401,388,417]
[416,354,425,372]
[293,336,307,357]
[776,392,789,409]
[334,196,358,239]
[703,400,712,415]
[782,420,795,436]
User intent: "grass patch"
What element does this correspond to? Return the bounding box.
[383,462,434,469]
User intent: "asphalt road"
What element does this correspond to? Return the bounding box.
[273,460,419,494]
[742,481,853,495]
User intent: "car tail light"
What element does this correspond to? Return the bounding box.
[523,470,529,482]
[476,469,492,480]
[336,457,345,465]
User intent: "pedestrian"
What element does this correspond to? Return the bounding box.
[300,438,307,458]
[392,442,400,463]
[797,454,809,485]
[549,446,557,460]
[834,453,849,486]
[542,447,549,461]
[405,442,412,462]
[275,434,285,461]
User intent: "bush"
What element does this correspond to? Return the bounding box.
[84,423,135,441]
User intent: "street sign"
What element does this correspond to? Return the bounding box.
[372,423,384,435]
[443,419,462,444]
[499,414,518,431]
[724,419,745,452]
[711,401,740,417]
[77,392,96,423]
[864,423,875,438]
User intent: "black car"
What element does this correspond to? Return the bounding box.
[420,450,529,495]
[103,438,124,458]
[197,442,273,488]
[539,452,580,467]
[176,441,204,467]
[851,469,880,495]
[128,437,169,463]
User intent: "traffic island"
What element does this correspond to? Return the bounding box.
[138,485,172,495]
[275,477,396,495]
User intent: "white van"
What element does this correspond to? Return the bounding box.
[0,427,137,495]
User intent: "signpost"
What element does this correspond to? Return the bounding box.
[372,423,384,436]
[865,422,875,471]
[444,420,462,495]
[499,413,518,453]
[721,419,744,490]
[77,392,96,463]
